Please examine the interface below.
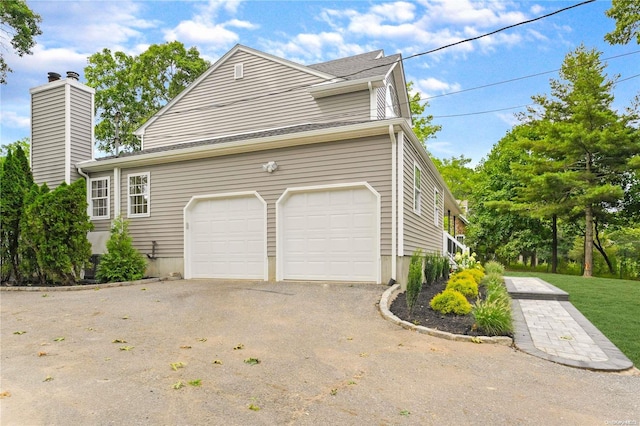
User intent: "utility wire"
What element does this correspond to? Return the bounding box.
[425,50,640,100]
[157,0,596,119]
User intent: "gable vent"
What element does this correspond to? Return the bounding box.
[234,63,244,80]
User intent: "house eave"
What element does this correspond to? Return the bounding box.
[79,119,406,173]
[393,120,462,217]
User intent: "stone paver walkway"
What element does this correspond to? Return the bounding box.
[505,276,633,371]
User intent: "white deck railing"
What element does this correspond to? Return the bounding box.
[443,231,468,265]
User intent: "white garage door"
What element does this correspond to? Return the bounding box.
[187,195,265,279]
[280,186,378,282]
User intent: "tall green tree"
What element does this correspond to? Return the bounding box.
[517,45,640,277]
[430,155,476,201]
[605,0,640,45]
[0,145,33,282]
[467,125,549,264]
[0,0,42,84]
[85,41,209,153]
[407,81,442,146]
[21,180,93,285]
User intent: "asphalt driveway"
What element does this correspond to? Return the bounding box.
[1,280,638,425]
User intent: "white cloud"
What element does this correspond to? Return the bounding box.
[164,21,240,46]
[414,77,462,97]
[427,140,457,156]
[33,1,158,52]
[0,110,30,129]
[7,44,91,79]
[261,32,367,64]
[530,4,545,15]
[495,112,521,127]
[164,0,256,51]
[419,0,527,28]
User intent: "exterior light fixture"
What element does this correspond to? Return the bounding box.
[262,161,278,173]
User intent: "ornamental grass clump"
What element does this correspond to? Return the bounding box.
[445,274,478,298]
[473,298,513,336]
[483,261,505,275]
[405,249,423,316]
[430,289,472,315]
[481,272,504,291]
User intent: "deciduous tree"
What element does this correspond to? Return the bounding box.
[605,0,640,45]
[85,41,209,153]
[407,81,442,146]
[0,0,42,84]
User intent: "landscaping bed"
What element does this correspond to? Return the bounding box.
[390,278,482,336]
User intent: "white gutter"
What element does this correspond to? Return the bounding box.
[388,125,397,281]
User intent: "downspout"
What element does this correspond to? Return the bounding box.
[76,165,91,219]
[368,81,376,120]
[389,125,397,282]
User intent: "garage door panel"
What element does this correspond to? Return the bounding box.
[281,187,377,282]
[188,195,265,279]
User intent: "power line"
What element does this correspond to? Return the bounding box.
[157,0,596,119]
[432,104,532,119]
[404,0,595,61]
[425,50,640,100]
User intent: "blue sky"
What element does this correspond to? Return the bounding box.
[1,0,638,165]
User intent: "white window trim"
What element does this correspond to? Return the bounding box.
[127,172,150,218]
[413,161,422,215]
[89,177,110,220]
[434,188,441,227]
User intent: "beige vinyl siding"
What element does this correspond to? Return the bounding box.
[118,136,392,259]
[142,50,372,149]
[31,86,66,187]
[69,86,93,181]
[88,170,114,232]
[402,135,443,254]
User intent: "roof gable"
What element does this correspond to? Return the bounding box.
[135,44,336,137]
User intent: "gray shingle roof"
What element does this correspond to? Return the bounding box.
[308,51,401,81]
[98,120,374,161]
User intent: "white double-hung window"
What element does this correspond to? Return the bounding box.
[128,172,150,217]
[413,162,422,215]
[89,177,110,220]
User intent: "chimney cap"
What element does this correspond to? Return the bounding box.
[47,72,61,82]
[66,71,80,80]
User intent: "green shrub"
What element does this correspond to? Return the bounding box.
[439,256,450,280]
[473,299,513,336]
[484,261,505,275]
[430,289,472,315]
[97,217,147,283]
[21,180,93,285]
[445,276,478,298]
[423,252,439,286]
[405,249,423,315]
[462,268,484,284]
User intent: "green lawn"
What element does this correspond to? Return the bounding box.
[506,271,640,367]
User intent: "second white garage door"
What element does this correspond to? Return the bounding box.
[278,185,379,282]
[186,194,266,279]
